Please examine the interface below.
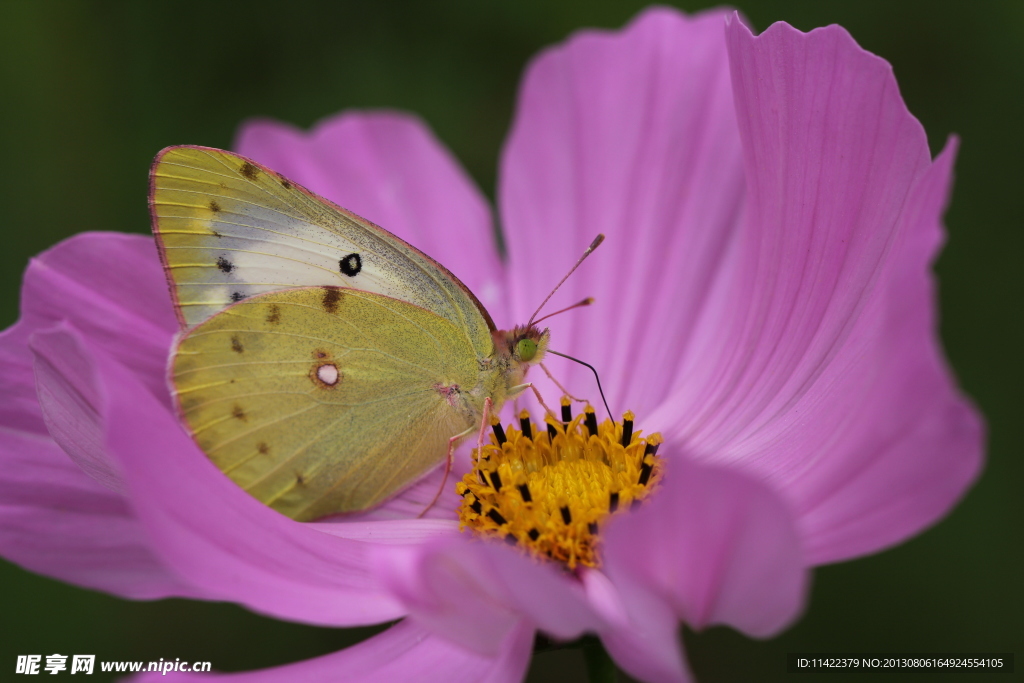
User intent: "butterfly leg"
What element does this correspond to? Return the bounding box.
[418,399,492,519]
[509,382,558,422]
[540,362,586,403]
[476,396,493,455]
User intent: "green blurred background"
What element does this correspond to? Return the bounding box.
[1,1,1020,681]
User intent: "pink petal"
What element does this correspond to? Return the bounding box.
[600,594,690,683]
[59,323,408,626]
[31,323,124,493]
[132,619,533,683]
[373,537,602,655]
[0,423,205,599]
[0,235,201,599]
[11,231,177,404]
[499,7,744,413]
[599,457,807,682]
[648,17,982,563]
[235,112,505,311]
[0,307,46,436]
[0,232,176,435]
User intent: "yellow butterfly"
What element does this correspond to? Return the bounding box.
[150,146,560,521]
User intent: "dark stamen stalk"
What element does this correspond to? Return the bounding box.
[620,415,633,447]
[487,509,508,526]
[638,459,653,486]
[492,421,507,445]
[520,414,533,440]
[518,483,533,502]
[560,506,572,524]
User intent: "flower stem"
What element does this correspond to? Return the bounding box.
[582,636,617,683]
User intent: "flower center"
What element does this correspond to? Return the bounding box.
[457,398,663,569]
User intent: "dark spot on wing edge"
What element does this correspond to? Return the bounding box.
[257,442,270,455]
[240,162,259,180]
[266,304,281,325]
[209,200,221,213]
[230,291,244,303]
[322,287,342,314]
[232,405,247,421]
[216,256,233,273]
[231,336,243,353]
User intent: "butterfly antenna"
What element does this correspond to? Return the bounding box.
[546,349,613,419]
[528,234,605,326]
[531,297,594,326]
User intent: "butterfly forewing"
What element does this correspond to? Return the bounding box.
[150,146,494,358]
[173,287,480,520]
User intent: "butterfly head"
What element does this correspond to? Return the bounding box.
[493,324,550,376]
[512,324,550,366]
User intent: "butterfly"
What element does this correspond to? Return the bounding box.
[150,146,558,521]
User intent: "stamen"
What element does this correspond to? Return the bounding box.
[584,405,599,436]
[491,417,507,445]
[638,457,654,486]
[519,410,533,440]
[620,410,634,447]
[457,403,663,568]
[561,396,573,424]
[518,484,533,502]
[487,509,508,526]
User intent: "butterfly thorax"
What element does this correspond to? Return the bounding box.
[460,325,549,418]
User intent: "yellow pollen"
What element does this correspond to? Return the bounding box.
[457,399,663,569]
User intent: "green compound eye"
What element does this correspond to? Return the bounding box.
[516,338,538,362]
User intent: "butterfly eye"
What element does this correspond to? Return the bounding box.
[516,338,538,362]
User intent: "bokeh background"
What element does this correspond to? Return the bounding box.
[1,1,1020,681]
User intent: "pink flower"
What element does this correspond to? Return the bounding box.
[0,8,982,683]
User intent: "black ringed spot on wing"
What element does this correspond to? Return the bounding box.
[230,335,244,353]
[266,304,281,325]
[339,253,362,277]
[232,405,247,421]
[230,291,245,303]
[239,161,259,180]
[209,199,222,213]
[216,256,233,273]
[322,287,342,314]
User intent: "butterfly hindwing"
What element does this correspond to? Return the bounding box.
[172,286,480,520]
[150,146,494,358]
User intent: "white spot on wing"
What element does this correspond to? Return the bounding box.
[317,363,339,386]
